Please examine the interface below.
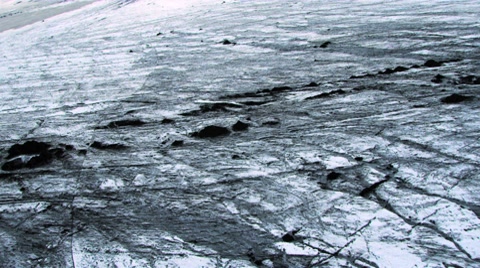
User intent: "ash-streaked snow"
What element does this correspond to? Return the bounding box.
[0,0,480,267]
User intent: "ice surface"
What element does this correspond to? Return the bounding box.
[0,0,479,267]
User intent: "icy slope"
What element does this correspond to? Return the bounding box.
[0,0,479,267]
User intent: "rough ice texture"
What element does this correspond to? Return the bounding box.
[0,0,480,267]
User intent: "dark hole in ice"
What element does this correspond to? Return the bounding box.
[232,121,249,131]
[106,119,146,128]
[282,229,300,242]
[441,93,473,104]
[350,73,375,79]
[171,140,184,147]
[1,158,24,171]
[378,66,410,75]
[327,171,341,180]
[241,100,271,106]
[221,39,236,45]
[354,156,364,161]
[282,232,295,242]
[379,68,394,75]
[7,141,51,159]
[353,86,367,91]
[431,74,445,83]
[306,89,345,100]
[49,148,65,158]
[424,59,443,68]
[314,41,331,48]
[394,66,409,72]
[270,86,292,93]
[303,82,319,87]
[90,141,128,150]
[192,126,231,138]
[201,103,232,112]
[65,145,75,151]
[262,119,280,126]
[393,66,408,72]
[25,151,54,168]
[320,41,331,48]
[247,250,264,265]
[457,75,480,85]
[161,118,174,124]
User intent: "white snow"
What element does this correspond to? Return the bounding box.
[99,178,125,191]
[0,201,50,213]
[157,255,214,268]
[368,242,423,268]
[322,156,356,170]
[223,201,239,214]
[275,242,318,256]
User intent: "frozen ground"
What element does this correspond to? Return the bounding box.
[0,0,480,267]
